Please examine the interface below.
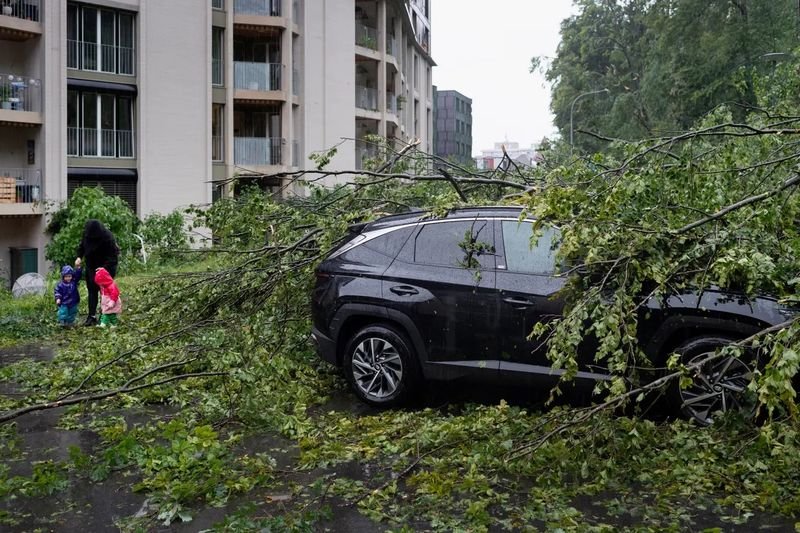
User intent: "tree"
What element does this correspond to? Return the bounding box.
[539,0,798,151]
[45,187,138,268]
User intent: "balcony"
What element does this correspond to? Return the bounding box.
[356,24,378,51]
[234,0,281,16]
[0,0,41,41]
[355,85,378,112]
[292,67,299,96]
[386,92,398,114]
[234,62,282,95]
[234,137,284,166]
[0,168,42,216]
[67,128,135,158]
[355,140,378,170]
[67,40,135,76]
[212,58,223,87]
[386,37,399,58]
[212,135,224,162]
[291,139,299,167]
[0,73,42,126]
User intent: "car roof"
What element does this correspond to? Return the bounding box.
[363,206,525,231]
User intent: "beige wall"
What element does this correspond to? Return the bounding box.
[302,0,356,179]
[0,217,45,287]
[138,0,211,215]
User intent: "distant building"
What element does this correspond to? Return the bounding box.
[475,142,540,170]
[434,89,472,165]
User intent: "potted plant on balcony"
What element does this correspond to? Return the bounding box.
[396,94,406,111]
[1,1,12,16]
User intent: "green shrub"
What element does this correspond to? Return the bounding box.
[45,187,138,268]
[138,211,190,263]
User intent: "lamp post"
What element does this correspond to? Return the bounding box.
[569,88,609,150]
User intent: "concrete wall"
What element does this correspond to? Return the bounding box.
[303,0,355,179]
[138,0,211,215]
[0,217,45,287]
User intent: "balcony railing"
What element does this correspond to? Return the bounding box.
[0,0,40,22]
[355,140,378,170]
[212,136,224,162]
[234,0,281,16]
[212,59,223,86]
[386,93,397,114]
[67,40,135,75]
[67,127,135,158]
[234,137,283,166]
[291,140,299,167]
[355,85,378,111]
[0,169,41,204]
[292,67,299,95]
[212,0,225,9]
[355,24,378,50]
[292,0,299,21]
[386,37,398,57]
[0,74,41,112]
[234,61,282,91]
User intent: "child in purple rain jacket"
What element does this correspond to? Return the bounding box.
[54,263,82,326]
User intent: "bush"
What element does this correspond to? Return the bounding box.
[45,187,138,268]
[138,211,190,263]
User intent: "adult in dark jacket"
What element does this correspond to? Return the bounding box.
[76,219,120,326]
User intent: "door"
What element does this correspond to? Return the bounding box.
[495,220,566,380]
[382,219,499,378]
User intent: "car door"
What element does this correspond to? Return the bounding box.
[382,218,499,379]
[495,219,567,381]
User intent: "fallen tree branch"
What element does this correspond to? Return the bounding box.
[0,372,226,424]
[506,319,796,461]
[673,173,800,235]
[349,438,467,506]
[57,319,217,402]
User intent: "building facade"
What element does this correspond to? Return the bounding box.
[434,88,471,164]
[0,0,435,285]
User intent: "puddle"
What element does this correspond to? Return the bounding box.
[0,344,55,365]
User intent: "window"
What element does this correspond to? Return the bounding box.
[67,3,135,75]
[501,221,559,275]
[212,28,224,86]
[212,104,224,162]
[414,220,493,268]
[67,89,134,158]
[68,177,137,213]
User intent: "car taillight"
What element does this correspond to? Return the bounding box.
[315,270,331,281]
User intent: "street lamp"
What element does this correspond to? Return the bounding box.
[569,88,609,149]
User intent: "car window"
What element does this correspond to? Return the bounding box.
[414,220,493,269]
[363,227,414,258]
[501,221,559,275]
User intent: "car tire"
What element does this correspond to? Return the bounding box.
[343,324,420,407]
[670,336,756,426]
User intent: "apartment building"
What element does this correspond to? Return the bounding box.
[433,88,472,165]
[0,0,434,286]
[212,0,435,191]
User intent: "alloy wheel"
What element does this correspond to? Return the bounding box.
[680,353,754,426]
[351,337,404,400]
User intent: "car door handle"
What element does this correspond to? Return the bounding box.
[503,296,534,308]
[390,285,419,296]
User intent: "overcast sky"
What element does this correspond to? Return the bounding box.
[431,0,576,155]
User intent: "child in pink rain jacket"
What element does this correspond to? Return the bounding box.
[94,267,122,327]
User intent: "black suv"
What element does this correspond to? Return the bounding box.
[311,207,791,425]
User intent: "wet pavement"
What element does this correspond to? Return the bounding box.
[1,344,798,532]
